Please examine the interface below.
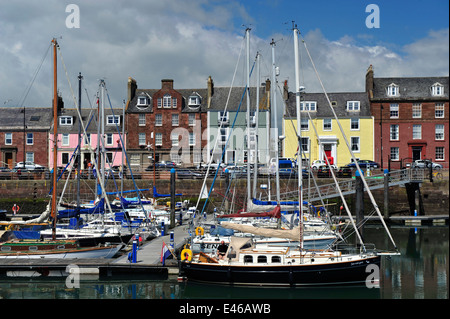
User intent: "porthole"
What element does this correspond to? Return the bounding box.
[29,246,38,251]
[1,246,11,252]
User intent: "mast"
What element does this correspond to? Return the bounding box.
[77,72,82,216]
[293,24,304,249]
[270,39,281,206]
[245,28,252,205]
[252,52,260,199]
[51,38,58,240]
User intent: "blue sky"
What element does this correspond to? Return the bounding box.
[0,0,448,108]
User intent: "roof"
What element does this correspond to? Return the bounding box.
[0,107,53,130]
[284,91,371,119]
[208,86,268,112]
[126,88,209,113]
[372,76,449,101]
[51,108,124,134]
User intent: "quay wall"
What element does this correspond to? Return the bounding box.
[0,177,448,216]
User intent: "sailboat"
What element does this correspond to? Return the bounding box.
[179,26,398,286]
[0,39,124,259]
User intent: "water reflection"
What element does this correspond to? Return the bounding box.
[0,227,447,299]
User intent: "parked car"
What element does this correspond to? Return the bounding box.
[346,160,379,169]
[310,160,337,170]
[337,166,353,178]
[145,161,176,171]
[13,162,46,171]
[412,160,443,170]
[176,169,204,179]
[317,165,332,178]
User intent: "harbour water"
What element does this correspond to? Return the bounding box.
[0,226,447,300]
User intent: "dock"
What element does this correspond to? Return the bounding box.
[0,220,195,278]
[332,214,448,226]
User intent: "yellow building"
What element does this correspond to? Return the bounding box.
[283,92,374,167]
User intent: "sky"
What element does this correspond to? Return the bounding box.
[0,0,448,109]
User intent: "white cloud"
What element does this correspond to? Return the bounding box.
[0,1,448,110]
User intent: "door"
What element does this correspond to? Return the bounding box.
[323,144,334,165]
[412,146,422,161]
[5,152,13,168]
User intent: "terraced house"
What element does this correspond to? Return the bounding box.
[283,91,373,168]
[125,77,208,169]
[366,66,449,169]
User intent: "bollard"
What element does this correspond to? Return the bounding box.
[170,231,174,249]
[132,236,137,263]
[161,221,165,236]
[135,233,140,250]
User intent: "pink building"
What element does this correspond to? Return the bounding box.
[48,108,125,170]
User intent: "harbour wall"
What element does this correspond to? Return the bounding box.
[0,177,448,216]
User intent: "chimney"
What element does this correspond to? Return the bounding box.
[207,76,214,108]
[365,65,374,99]
[127,77,137,102]
[161,79,174,90]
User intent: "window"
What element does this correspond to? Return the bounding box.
[163,94,172,108]
[26,133,34,145]
[271,256,281,263]
[435,103,444,118]
[347,101,360,111]
[390,104,399,118]
[188,95,201,106]
[412,104,422,118]
[189,132,195,146]
[257,255,267,263]
[106,133,113,145]
[84,133,91,146]
[300,101,317,111]
[59,116,73,125]
[435,124,444,140]
[5,133,12,145]
[106,152,113,163]
[171,132,179,146]
[412,124,422,139]
[390,125,399,140]
[301,137,309,152]
[107,115,120,125]
[390,147,399,161]
[436,147,444,160]
[172,114,179,126]
[157,98,162,108]
[188,113,195,126]
[172,97,177,108]
[243,255,253,263]
[26,152,34,163]
[137,96,148,106]
[219,128,228,144]
[218,111,229,123]
[155,133,162,146]
[350,118,359,130]
[300,118,309,131]
[323,118,332,131]
[139,114,146,126]
[432,83,444,96]
[62,134,69,146]
[351,137,360,152]
[387,83,399,96]
[155,114,162,126]
[138,133,146,145]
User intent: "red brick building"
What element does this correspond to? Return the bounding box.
[125,77,209,169]
[366,65,449,169]
[0,107,52,169]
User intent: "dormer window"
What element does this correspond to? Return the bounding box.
[107,115,120,125]
[137,95,148,106]
[59,116,73,125]
[347,101,360,111]
[432,83,444,96]
[387,83,399,97]
[188,93,201,107]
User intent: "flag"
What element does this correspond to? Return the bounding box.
[160,241,172,266]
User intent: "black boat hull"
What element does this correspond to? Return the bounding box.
[180,255,381,286]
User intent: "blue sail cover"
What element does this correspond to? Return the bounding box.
[57,198,105,218]
[153,186,182,198]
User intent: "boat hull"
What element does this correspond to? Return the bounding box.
[180,255,381,286]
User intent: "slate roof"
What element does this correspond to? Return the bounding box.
[126,88,209,113]
[50,108,124,134]
[208,86,267,112]
[284,92,371,119]
[372,76,449,101]
[0,107,53,130]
